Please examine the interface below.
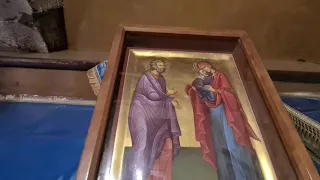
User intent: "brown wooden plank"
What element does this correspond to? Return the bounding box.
[264,60,320,73]
[0,56,98,71]
[274,81,320,93]
[124,25,245,37]
[124,26,241,53]
[240,36,319,180]
[76,27,125,180]
[268,70,320,83]
[0,50,108,63]
[0,68,95,100]
[0,50,108,70]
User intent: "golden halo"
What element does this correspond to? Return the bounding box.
[143,57,171,75]
[192,59,215,72]
[192,59,218,71]
[192,59,224,77]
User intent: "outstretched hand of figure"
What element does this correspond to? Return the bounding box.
[167,87,178,97]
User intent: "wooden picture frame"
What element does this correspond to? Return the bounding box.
[77,26,318,180]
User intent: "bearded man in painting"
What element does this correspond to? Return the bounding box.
[127,59,182,180]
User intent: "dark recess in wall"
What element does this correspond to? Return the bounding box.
[33,8,68,52]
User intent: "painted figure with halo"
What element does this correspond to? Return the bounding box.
[186,60,263,180]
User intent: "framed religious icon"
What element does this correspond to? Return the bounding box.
[76,26,318,180]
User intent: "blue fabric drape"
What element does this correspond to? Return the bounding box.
[281,96,320,123]
[0,102,94,180]
[209,105,261,180]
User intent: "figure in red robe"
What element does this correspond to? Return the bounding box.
[185,61,263,180]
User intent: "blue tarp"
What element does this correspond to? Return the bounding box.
[0,102,94,180]
[281,96,320,123]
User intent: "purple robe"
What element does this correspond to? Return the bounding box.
[127,71,181,180]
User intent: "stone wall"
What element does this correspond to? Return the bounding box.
[0,0,67,52]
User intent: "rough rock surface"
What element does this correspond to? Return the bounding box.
[28,0,63,13]
[0,22,48,52]
[0,0,67,52]
[0,0,48,52]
